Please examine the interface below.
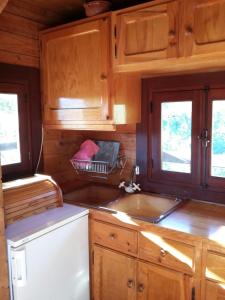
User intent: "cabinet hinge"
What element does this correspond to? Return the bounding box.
[149,101,153,113]
[24,93,28,103]
[191,287,195,300]
[114,25,117,38]
[39,40,42,53]
[115,44,117,58]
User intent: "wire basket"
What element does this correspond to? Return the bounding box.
[70,156,126,179]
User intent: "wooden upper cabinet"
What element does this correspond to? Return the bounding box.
[93,246,136,300]
[41,17,112,128]
[182,0,225,57]
[113,0,179,66]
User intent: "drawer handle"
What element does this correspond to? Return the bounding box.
[127,279,135,289]
[109,233,116,240]
[138,283,145,293]
[185,25,193,35]
[160,249,168,257]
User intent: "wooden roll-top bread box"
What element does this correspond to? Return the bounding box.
[3,174,63,225]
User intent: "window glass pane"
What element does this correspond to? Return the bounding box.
[0,93,21,166]
[211,100,225,178]
[161,101,192,173]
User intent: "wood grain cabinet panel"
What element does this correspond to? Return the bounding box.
[92,220,138,255]
[93,246,136,300]
[202,243,225,300]
[139,232,195,274]
[41,17,112,127]
[137,261,192,300]
[182,0,225,57]
[206,251,225,283]
[113,0,179,66]
[205,280,225,300]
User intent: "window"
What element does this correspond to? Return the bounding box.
[0,63,42,182]
[138,72,225,203]
[0,93,21,166]
[0,83,31,180]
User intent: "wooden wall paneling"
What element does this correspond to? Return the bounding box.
[0,0,48,67]
[0,167,9,300]
[4,0,62,25]
[0,11,45,39]
[43,130,137,193]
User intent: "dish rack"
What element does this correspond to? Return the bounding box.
[70,155,126,179]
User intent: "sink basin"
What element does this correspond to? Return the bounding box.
[64,184,123,207]
[104,193,185,223]
[64,185,185,223]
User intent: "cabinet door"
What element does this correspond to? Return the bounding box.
[182,0,225,57]
[204,250,225,300]
[42,18,110,124]
[114,0,179,66]
[205,281,225,300]
[137,261,192,300]
[92,246,136,300]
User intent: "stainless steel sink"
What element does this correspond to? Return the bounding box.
[102,193,185,223]
[64,185,185,223]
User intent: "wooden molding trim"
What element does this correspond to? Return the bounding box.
[0,0,8,14]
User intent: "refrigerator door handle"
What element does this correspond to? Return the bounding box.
[11,248,27,287]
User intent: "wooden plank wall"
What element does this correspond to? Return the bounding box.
[43,130,136,193]
[0,168,9,300]
[0,0,54,67]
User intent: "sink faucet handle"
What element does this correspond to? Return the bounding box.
[119,181,126,189]
[132,183,141,192]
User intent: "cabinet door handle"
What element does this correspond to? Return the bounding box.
[160,249,168,257]
[100,74,107,80]
[192,287,195,300]
[169,30,176,38]
[109,233,116,240]
[138,283,145,293]
[185,25,193,35]
[127,279,135,288]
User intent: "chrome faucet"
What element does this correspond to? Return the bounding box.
[119,165,141,193]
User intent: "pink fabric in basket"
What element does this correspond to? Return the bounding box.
[72,140,99,161]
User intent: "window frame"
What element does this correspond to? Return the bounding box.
[137,72,225,204]
[0,83,32,177]
[151,90,202,185]
[0,63,42,182]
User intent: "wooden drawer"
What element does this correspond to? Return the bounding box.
[206,251,225,283]
[139,231,195,274]
[92,220,138,255]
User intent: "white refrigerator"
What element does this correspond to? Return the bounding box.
[6,203,90,300]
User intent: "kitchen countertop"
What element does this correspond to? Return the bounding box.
[88,198,225,246]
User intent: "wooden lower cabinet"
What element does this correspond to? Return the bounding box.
[202,242,225,300]
[137,261,192,300]
[92,245,193,300]
[92,246,136,300]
